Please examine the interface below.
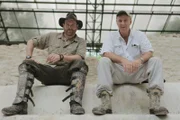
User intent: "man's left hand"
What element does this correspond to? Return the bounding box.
[131,59,142,73]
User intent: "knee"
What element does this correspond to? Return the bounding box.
[71,59,89,75]
[18,60,36,73]
[98,57,112,66]
[18,63,28,73]
[148,57,163,69]
[74,59,87,66]
[148,57,162,64]
[80,60,88,75]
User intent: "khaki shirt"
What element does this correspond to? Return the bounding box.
[31,32,86,65]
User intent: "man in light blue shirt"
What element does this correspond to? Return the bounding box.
[92,10,168,116]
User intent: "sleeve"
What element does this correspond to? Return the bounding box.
[76,39,86,59]
[31,33,51,50]
[100,32,114,56]
[140,33,154,53]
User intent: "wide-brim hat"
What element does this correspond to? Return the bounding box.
[59,12,83,29]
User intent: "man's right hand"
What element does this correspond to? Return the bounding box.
[121,58,141,74]
[121,58,133,74]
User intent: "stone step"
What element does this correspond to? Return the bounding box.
[1,114,180,120]
[0,83,180,116]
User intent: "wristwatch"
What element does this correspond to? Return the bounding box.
[26,56,32,59]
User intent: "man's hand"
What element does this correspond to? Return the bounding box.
[131,59,142,73]
[46,53,60,64]
[121,58,142,74]
[121,59,133,74]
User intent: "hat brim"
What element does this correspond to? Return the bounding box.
[59,18,83,29]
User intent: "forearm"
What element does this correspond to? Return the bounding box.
[103,52,127,64]
[26,40,34,56]
[63,54,82,62]
[140,51,153,63]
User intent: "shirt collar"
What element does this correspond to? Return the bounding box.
[58,32,78,42]
[117,29,133,38]
[129,29,134,37]
[116,29,134,42]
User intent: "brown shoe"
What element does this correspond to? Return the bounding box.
[148,89,169,116]
[1,102,27,116]
[70,101,85,115]
[150,107,169,116]
[92,91,112,115]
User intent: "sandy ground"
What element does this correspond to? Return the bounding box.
[0,34,179,86]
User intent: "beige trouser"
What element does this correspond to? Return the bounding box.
[96,57,164,97]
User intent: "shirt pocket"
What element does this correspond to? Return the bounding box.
[114,44,124,56]
[130,43,140,58]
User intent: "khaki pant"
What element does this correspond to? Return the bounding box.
[96,57,164,97]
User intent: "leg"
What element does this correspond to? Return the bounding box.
[147,57,164,91]
[1,60,69,116]
[93,57,117,115]
[146,57,169,116]
[2,61,35,116]
[96,57,116,97]
[68,60,88,115]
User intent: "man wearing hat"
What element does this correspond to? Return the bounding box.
[92,10,169,116]
[2,12,88,115]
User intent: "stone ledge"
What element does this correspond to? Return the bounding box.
[0,83,179,116]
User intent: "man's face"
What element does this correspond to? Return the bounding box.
[63,19,78,36]
[116,15,131,35]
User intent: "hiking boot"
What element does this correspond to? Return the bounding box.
[70,101,85,115]
[92,91,112,115]
[1,102,27,116]
[149,89,169,116]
